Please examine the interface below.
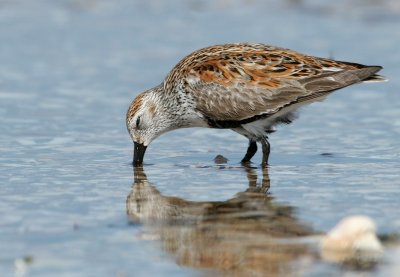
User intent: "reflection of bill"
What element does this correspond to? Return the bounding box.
[127,167,314,276]
[127,167,384,276]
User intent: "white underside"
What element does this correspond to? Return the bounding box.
[234,95,329,140]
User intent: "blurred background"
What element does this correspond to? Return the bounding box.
[1,1,399,276]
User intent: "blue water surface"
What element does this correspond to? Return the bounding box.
[1,1,399,276]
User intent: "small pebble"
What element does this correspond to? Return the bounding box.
[214,154,228,164]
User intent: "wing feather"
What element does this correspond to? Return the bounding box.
[165,43,382,122]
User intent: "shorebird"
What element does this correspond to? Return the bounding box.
[126,43,384,167]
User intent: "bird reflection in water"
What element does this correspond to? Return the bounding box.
[126,166,317,277]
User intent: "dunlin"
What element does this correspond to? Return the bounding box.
[126,43,384,166]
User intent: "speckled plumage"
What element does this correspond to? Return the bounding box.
[126,43,384,166]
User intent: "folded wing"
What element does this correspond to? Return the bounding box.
[165,43,382,122]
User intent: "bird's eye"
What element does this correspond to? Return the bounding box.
[136,116,141,129]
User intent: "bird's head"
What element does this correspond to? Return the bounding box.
[126,86,172,167]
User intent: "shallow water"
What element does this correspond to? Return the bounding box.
[1,0,400,276]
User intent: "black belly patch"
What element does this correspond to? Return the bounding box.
[205,111,297,129]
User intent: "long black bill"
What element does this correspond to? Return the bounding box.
[133,142,147,167]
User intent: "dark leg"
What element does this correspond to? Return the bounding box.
[241,140,257,164]
[261,137,270,167]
